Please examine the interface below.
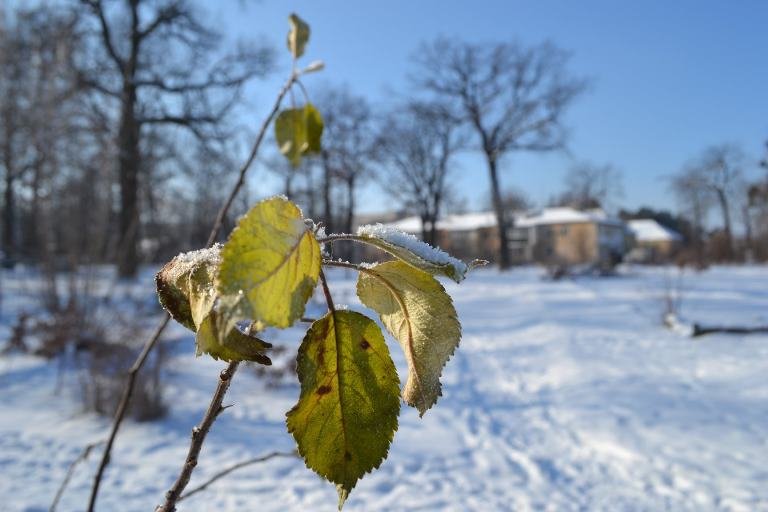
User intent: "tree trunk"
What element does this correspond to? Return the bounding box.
[2,166,15,264]
[344,176,355,261]
[429,198,441,247]
[344,176,355,235]
[487,155,510,269]
[116,84,141,278]
[716,188,733,260]
[321,150,333,234]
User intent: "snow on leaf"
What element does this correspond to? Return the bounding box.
[155,245,222,332]
[155,245,271,364]
[357,261,461,415]
[355,223,469,283]
[217,196,321,331]
[286,311,400,509]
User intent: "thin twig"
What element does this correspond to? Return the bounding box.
[85,73,298,512]
[155,361,240,512]
[177,450,297,503]
[206,74,297,247]
[50,440,105,512]
[86,315,170,511]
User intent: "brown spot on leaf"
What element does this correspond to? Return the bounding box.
[344,451,352,461]
[359,338,370,350]
[316,385,332,395]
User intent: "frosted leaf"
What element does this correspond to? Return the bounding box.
[356,224,469,283]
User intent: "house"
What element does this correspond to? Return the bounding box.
[626,219,682,263]
[367,207,628,268]
[513,208,627,268]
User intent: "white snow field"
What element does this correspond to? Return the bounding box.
[1,265,767,511]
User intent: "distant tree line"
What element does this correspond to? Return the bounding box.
[668,143,768,264]
[2,3,766,277]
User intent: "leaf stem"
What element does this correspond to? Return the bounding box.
[322,259,367,273]
[155,361,240,512]
[318,268,336,314]
[316,234,362,245]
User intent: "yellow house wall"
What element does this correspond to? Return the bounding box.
[552,222,599,264]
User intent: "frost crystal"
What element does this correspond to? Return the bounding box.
[176,244,222,265]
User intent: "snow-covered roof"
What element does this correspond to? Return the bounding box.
[382,215,423,234]
[381,212,497,234]
[381,207,624,234]
[438,212,498,231]
[628,219,682,242]
[517,207,624,228]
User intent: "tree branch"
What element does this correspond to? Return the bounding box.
[205,73,297,247]
[176,450,297,503]
[138,1,184,41]
[84,72,298,512]
[155,361,240,512]
[50,440,105,512]
[86,315,171,512]
[81,0,124,71]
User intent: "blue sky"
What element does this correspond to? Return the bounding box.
[210,1,768,214]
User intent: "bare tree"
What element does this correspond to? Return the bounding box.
[316,86,376,239]
[376,102,463,245]
[75,0,273,277]
[412,38,586,268]
[486,187,533,215]
[555,161,623,210]
[670,165,712,267]
[0,9,33,267]
[1,6,83,267]
[695,144,745,259]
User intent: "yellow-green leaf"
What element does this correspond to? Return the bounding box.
[355,224,470,283]
[155,246,222,332]
[287,13,310,59]
[217,196,321,330]
[304,103,323,153]
[196,315,271,365]
[155,246,272,364]
[275,108,304,167]
[286,310,400,509]
[357,261,461,415]
[275,104,324,167]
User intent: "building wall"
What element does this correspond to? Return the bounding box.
[634,239,680,262]
[553,222,599,264]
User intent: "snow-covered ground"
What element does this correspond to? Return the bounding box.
[1,265,767,511]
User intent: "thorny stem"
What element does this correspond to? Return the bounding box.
[155,361,240,512]
[85,72,299,512]
[177,450,297,503]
